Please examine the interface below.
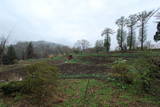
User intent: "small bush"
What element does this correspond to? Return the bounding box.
[112,58,133,84]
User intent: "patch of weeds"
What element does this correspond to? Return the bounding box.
[137,95,160,105]
[116,101,129,107]
[107,54,160,107]
[56,79,115,107]
[119,94,132,101]
[55,79,160,107]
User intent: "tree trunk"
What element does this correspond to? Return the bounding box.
[0,48,4,65]
[106,35,109,52]
[141,22,144,50]
[129,27,133,50]
[120,26,123,51]
[0,55,3,65]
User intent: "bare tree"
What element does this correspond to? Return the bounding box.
[0,28,14,64]
[74,39,90,52]
[137,10,154,50]
[101,28,114,52]
[155,11,160,20]
[0,35,9,65]
[144,40,152,49]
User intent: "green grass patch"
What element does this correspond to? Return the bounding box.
[60,74,108,79]
[74,51,160,57]
[54,79,160,107]
[51,56,65,61]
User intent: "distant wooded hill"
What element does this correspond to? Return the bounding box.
[13,41,72,59]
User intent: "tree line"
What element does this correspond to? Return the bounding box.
[0,40,35,65]
[96,9,159,52]
[0,40,72,65]
[74,9,160,53]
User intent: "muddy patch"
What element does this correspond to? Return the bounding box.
[77,56,117,64]
[0,67,27,82]
[57,63,112,75]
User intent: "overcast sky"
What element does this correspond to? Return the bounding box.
[0,0,160,49]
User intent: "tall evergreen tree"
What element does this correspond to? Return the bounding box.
[116,16,127,50]
[126,14,138,50]
[2,45,17,64]
[127,32,136,49]
[0,36,8,65]
[7,45,17,64]
[101,28,114,52]
[104,36,111,52]
[26,42,34,59]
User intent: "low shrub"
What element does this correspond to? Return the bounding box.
[0,62,59,106]
[132,57,160,95]
[111,57,160,98]
[22,62,59,106]
[112,58,133,84]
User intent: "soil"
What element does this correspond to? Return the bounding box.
[57,63,111,75]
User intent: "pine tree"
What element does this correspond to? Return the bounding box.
[116,16,127,50]
[7,45,17,64]
[101,28,114,52]
[3,45,17,64]
[127,31,136,49]
[116,28,127,50]
[126,14,138,50]
[104,36,111,52]
[26,42,34,59]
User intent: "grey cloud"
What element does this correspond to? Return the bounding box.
[0,0,160,49]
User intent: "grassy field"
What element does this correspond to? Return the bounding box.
[54,79,160,107]
[0,51,160,107]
